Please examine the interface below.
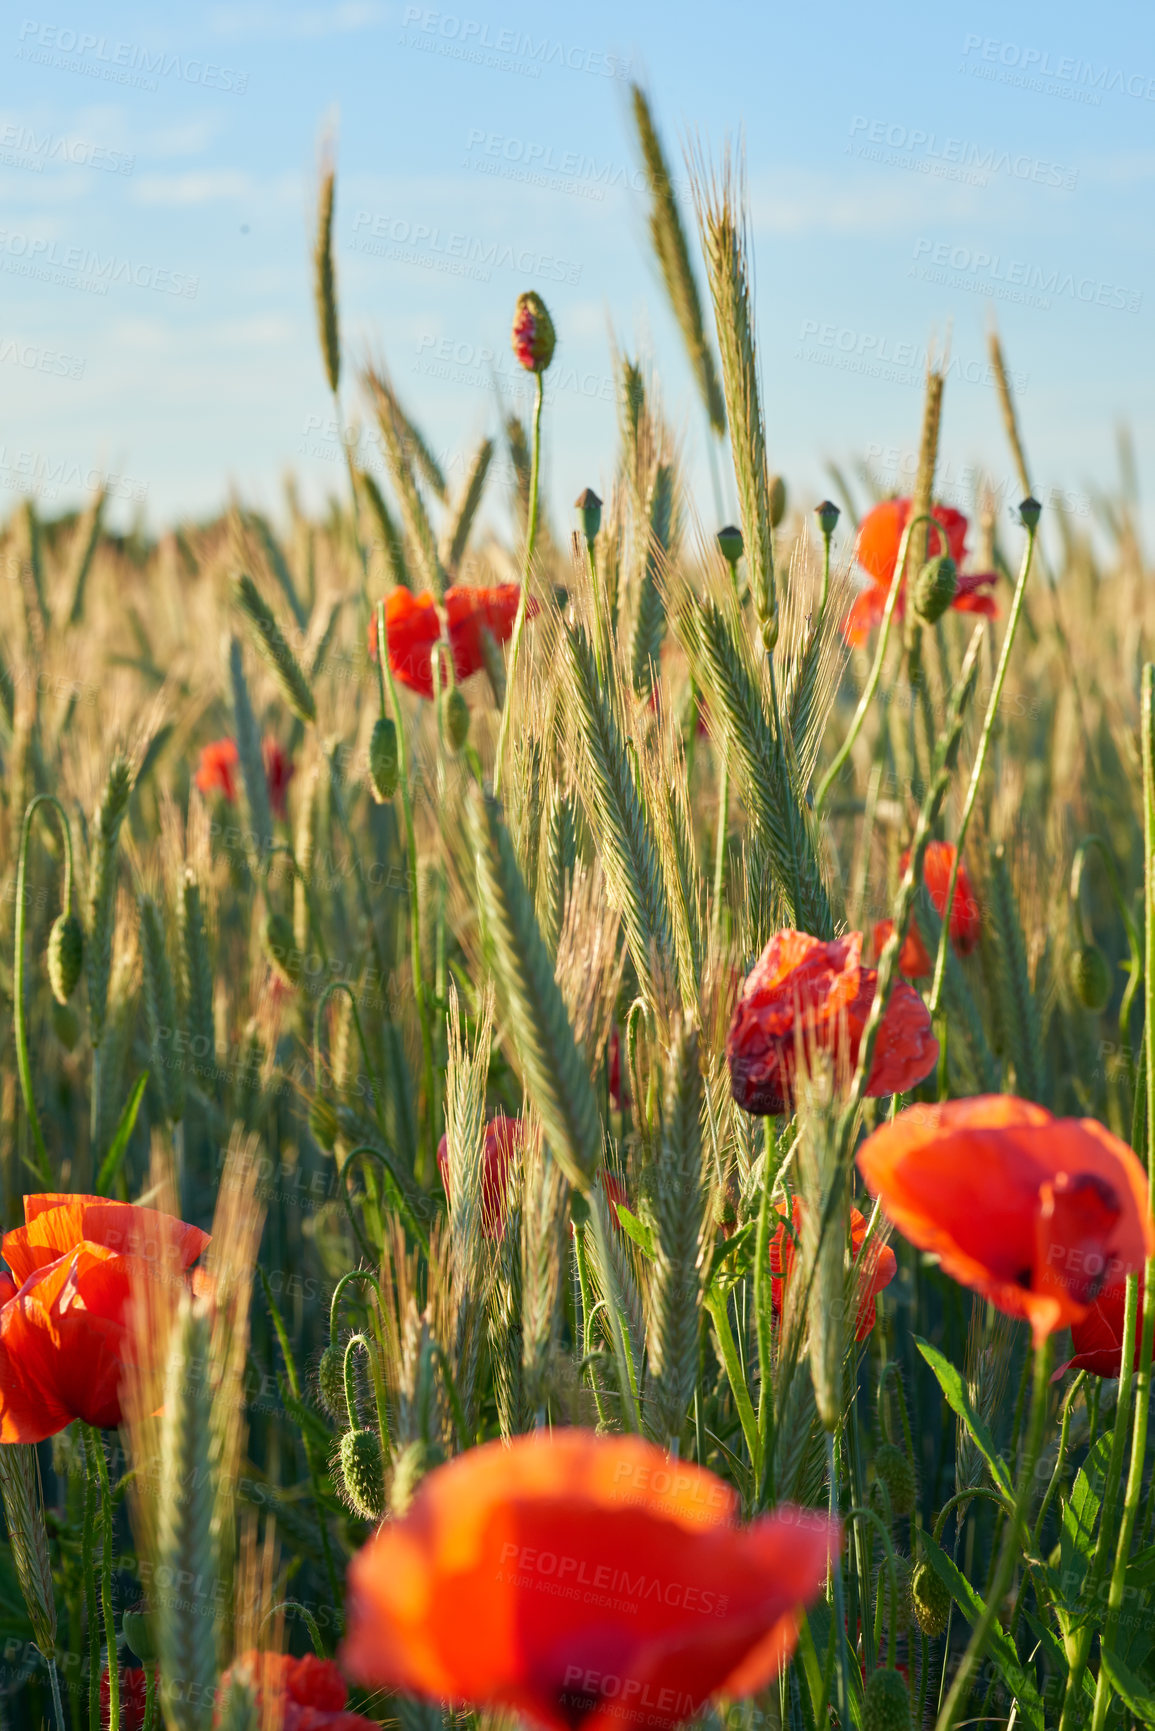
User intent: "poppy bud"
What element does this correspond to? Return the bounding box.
[340,1426,385,1520]
[122,1608,158,1665]
[1069,942,1111,1014]
[575,487,602,543]
[769,475,787,528]
[309,1091,339,1153]
[317,1345,347,1421]
[389,1438,428,1517]
[511,291,555,373]
[815,499,840,538]
[52,998,81,1051]
[871,1443,916,1519]
[911,1558,951,1637]
[47,911,84,1004]
[862,1666,912,1731]
[913,555,958,625]
[369,716,399,802]
[1019,495,1042,531]
[441,686,470,751]
[262,909,301,989]
[716,524,744,567]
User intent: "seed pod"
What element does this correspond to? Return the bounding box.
[51,999,80,1051]
[317,1346,348,1422]
[815,499,840,537]
[1069,942,1111,1014]
[862,1666,912,1731]
[716,524,743,567]
[872,1443,917,1519]
[368,717,399,802]
[442,687,470,751]
[511,291,556,373]
[339,1427,385,1520]
[262,909,300,989]
[122,1608,159,1665]
[768,474,787,528]
[46,912,84,1004]
[911,1558,951,1637]
[913,554,958,625]
[1019,495,1042,531]
[309,1091,339,1153]
[575,487,602,542]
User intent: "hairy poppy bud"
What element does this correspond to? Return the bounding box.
[47,911,84,1003]
[815,499,840,538]
[340,1426,385,1520]
[389,1438,428,1517]
[309,1091,339,1152]
[913,555,958,625]
[1019,495,1042,531]
[1070,942,1111,1014]
[52,998,80,1051]
[262,909,301,989]
[442,686,470,751]
[769,475,787,529]
[575,487,602,542]
[872,1442,916,1519]
[511,291,555,373]
[911,1558,950,1637]
[122,1608,159,1665]
[717,524,744,567]
[317,1345,347,1421]
[862,1666,912,1731]
[369,716,399,802]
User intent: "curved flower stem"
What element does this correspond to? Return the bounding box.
[927,517,1037,1017]
[932,1486,1015,1548]
[14,793,75,1180]
[934,1335,1050,1731]
[82,1426,117,1731]
[493,369,544,797]
[815,513,947,815]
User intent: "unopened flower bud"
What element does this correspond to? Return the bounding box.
[871,1442,916,1519]
[1070,943,1111,1014]
[369,716,399,802]
[862,1665,912,1731]
[339,1426,385,1520]
[1019,495,1042,531]
[716,524,743,568]
[913,555,958,625]
[815,499,841,537]
[442,686,470,751]
[769,475,787,529]
[317,1345,347,1421]
[122,1608,159,1665]
[575,487,602,543]
[911,1558,951,1637]
[511,291,555,373]
[47,911,84,1003]
[262,909,301,989]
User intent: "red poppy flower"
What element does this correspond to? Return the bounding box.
[856,1096,1155,1344]
[101,1667,154,1731]
[843,499,996,648]
[768,1198,897,1342]
[369,584,539,700]
[342,1429,838,1731]
[872,919,932,981]
[1066,1273,1149,1378]
[195,737,239,803]
[726,930,939,1116]
[263,736,294,819]
[438,1115,522,1239]
[0,1195,210,1443]
[899,841,981,955]
[218,1651,377,1731]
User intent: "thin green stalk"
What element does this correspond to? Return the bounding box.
[706,1287,759,1488]
[142,1661,156,1731]
[934,1335,1050,1731]
[1033,1372,1084,1550]
[494,370,544,796]
[82,1465,97,1731]
[754,1120,782,1504]
[82,1427,117,1731]
[573,1224,611,1428]
[825,1431,850,1728]
[46,1659,65,1731]
[14,793,76,1180]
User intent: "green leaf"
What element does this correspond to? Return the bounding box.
[914,1334,1013,1497]
[614,1204,655,1260]
[96,1071,149,1195]
[1100,1646,1155,1724]
[1057,1432,1112,1623]
[919,1530,1045,1730]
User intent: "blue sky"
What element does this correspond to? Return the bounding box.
[2,0,1153,554]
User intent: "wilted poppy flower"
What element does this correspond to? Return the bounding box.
[195,737,239,803]
[369,584,539,700]
[857,1096,1155,1343]
[0,1195,210,1443]
[843,499,996,648]
[872,919,932,981]
[262,736,294,819]
[768,1198,897,1342]
[1066,1274,1149,1378]
[899,841,981,955]
[100,1668,153,1731]
[217,1651,377,1731]
[438,1115,522,1238]
[342,1428,838,1731]
[726,930,938,1116]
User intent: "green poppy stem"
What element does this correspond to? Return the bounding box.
[82,1426,117,1731]
[493,369,544,798]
